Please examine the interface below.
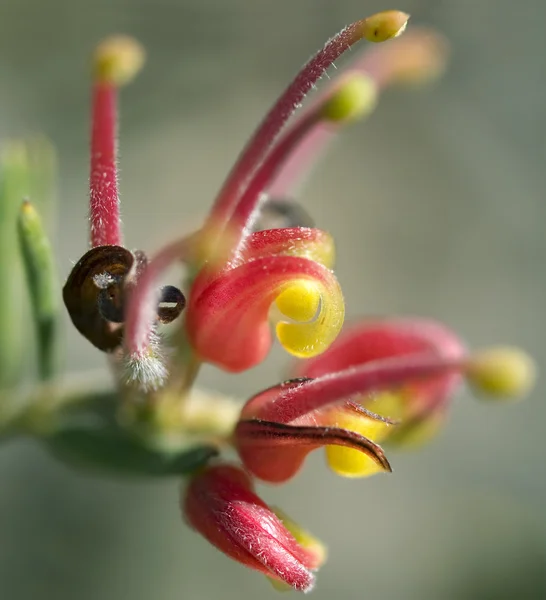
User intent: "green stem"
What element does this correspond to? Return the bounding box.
[0,371,116,437]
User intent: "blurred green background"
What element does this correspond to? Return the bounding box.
[1,0,545,598]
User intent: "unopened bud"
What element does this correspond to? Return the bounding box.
[183,464,320,592]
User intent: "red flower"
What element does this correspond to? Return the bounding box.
[120,11,415,385]
[233,318,534,483]
[60,11,535,593]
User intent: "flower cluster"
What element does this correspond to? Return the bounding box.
[56,10,535,593]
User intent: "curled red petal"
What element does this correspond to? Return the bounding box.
[235,419,391,483]
[186,255,343,372]
[239,227,335,267]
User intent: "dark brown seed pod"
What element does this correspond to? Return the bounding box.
[97,276,125,323]
[63,245,135,351]
[157,285,186,324]
[64,245,187,352]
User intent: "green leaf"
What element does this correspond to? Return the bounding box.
[44,416,218,477]
[18,200,60,381]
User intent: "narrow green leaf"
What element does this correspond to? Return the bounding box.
[0,139,58,389]
[18,200,60,381]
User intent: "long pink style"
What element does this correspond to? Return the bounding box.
[124,19,375,358]
[89,82,120,247]
[204,20,372,237]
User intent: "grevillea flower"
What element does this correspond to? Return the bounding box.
[233,318,535,482]
[59,11,536,592]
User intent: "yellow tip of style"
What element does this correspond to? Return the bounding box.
[94,35,146,85]
[466,346,536,400]
[322,73,378,124]
[362,10,410,43]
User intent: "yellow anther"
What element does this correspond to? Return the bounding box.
[466,346,536,400]
[276,280,320,323]
[94,35,146,85]
[321,73,378,123]
[361,10,410,43]
[326,409,392,478]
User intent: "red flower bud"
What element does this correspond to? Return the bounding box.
[182,464,324,591]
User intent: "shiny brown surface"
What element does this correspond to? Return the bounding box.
[62,245,133,350]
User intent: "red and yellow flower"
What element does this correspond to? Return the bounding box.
[61,10,535,592]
